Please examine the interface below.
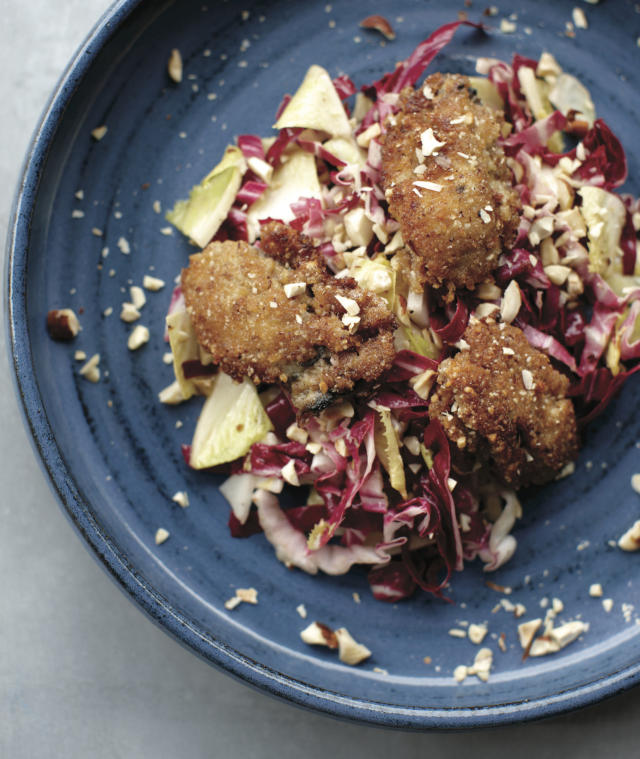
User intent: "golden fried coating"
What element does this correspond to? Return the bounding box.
[428,318,578,487]
[381,73,520,293]
[181,223,396,412]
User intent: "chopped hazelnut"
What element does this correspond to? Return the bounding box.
[46,309,81,341]
[168,48,183,83]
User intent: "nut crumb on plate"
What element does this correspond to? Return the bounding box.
[91,125,108,141]
[300,622,370,665]
[168,48,183,83]
[172,491,189,508]
[300,621,339,648]
[120,302,141,323]
[618,520,640,551]
[127,325,150,351]
[154,527,170,545]
[224,587,258,610]
[454,647,493,683]
[79,353,101,383]
[468,623,488,644]
[46,309,81,341]
[143,275,166,291]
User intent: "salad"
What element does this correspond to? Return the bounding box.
[160,20,640,603]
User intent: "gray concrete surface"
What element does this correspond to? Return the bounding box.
[2,1,640,756]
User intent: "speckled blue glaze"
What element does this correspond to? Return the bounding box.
[6,0,640,729]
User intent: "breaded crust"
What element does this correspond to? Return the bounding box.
[428,318,578,487]
[381,73,520,293]
[181,222,396,412]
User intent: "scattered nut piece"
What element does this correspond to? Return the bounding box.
[500,280,522,323]
[468,623,488,645]
[356,122,382,149]
[127,325,150,351]
[618,520,640,551]
[224,587,258,610]
[455,648,494,683]
[120,302,141,323]
[117,236,131,255]
[143,275,166,291]
[631,473,640,494]
[500,18,516,33]
[168,48,183,83]
[475,303,500,319]
[281,458,300,487]
[74,350,86,361]
[300,621,339,649]
[544,264,571,286]
[46,308,81,341]
[602,598,614,612]
[79,353,101,383]
[130,286,146,310]
[517,618,542,650]
[283,282,307,298]
[529,621,589,657]
[448,628,467,639]
[335,294,360,315]
[420,127,446,157]
[589,583,603,598]
[335,627,372,665]
[572,7,588,29]
[454,664,468,682]
[172,491,189,508]
[154,527,170,545]
[486,581,512,595]
[296,604,307,619]
[521,368,535,391]
[91,125,108,141]
[237,587,258,604]
[342,313,361,333]
[360,14,395,40]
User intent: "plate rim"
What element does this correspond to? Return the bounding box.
[6,0,640,729]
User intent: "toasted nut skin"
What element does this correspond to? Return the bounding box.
[46,308,80,340]
[360,14,395,39]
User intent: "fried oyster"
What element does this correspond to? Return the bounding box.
[428,318,579,488]
[181,222,396,412]
[381,72,520,293]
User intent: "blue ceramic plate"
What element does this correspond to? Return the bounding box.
[7,0,640,729]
